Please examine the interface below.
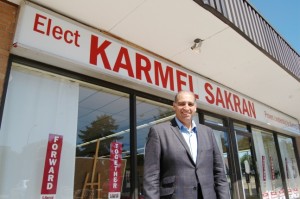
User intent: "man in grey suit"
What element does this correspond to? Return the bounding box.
[143,90,230,199]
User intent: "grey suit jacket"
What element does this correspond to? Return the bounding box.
[143,118,230,199]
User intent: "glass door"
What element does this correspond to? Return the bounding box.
[252,128,286,199]
[203,115,232,197]
[278,135,300,199]
[236,132,260,199]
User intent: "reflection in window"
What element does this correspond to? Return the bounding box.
[0,66,79,199]
[136,97,173,197]
[234,123,248,132]
[204,115,223,126]
[278,136,300,198]
[236,134,259,199]
[252,129,285,198]
[213,130,232,196]
[74,85,130,199]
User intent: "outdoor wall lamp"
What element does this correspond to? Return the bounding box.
[191,38,203,53]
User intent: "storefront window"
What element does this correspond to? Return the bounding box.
[74,84,130,199]
[136,97,173,197]
[278,135,300,199]
[0,65,79,198]
[252,128,285,199]
[204,115,223,126]
[204,115,232,196]
[236,133,259,199]
[213,130,232,194]
[234,123,249,132]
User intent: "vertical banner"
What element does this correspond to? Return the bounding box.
[40,134,63,199]
[261,156,269,199]
[285,158,289,179]
[262,156,266,181]
[269,156,278,198]
[270,156,275,180]
[108,141,122,199]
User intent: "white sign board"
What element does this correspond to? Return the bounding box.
[12,2,300,135]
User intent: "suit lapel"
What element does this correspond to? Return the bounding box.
[170,119,195,165]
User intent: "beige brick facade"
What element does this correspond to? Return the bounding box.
[0,0,18,101]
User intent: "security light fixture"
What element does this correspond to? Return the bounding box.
[191,38,203,53]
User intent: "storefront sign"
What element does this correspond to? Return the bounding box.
[40,134,63,199]
[108,142,122,199]
[12,2,300,135]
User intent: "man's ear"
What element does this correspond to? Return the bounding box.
[172,102,176,110]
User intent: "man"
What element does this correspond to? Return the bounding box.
[143,90,230,199]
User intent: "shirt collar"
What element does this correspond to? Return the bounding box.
[175,117,197,133]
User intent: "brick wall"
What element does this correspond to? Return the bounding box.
[0,0,18,101]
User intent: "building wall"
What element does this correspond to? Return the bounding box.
[0,1,18,100]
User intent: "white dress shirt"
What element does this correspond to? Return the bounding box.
[175,117,198,163]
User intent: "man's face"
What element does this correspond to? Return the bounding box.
[173,92,197,128]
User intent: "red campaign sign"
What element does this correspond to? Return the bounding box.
[41,134,63,195]
[109,142,122,193]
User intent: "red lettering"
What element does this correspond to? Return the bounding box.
[113,47,134,77]
[204,83,214,104]
[224,91,234,111]
[52,26,63,40]
[136,53,152,83]
[215,87,225,108]
[204,83,256,118]
[248,101,256,118]
[176,70,187,91]
[89,35,112,69]
[73,31,80,47]
[154,61,174,91]
[46,18,52,36]
[64,30,73,44]
[233,94,242,114]
[242,99,250,116]
[33,14,47,34]
[33,13,80,47]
